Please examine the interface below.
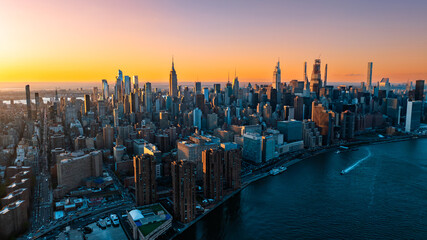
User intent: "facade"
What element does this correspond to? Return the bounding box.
[57,151,103,192]
[202,149,223,201]
[277,120,303,142]
[171,160,196,223]
[367,62,373,91]
[134,154,157,206]
[223,149,242,190]
[405,101,422,132]
[242,133,263,164]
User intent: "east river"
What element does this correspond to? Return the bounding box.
[177,138,427,239]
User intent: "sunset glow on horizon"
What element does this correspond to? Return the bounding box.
[1,0,426,84]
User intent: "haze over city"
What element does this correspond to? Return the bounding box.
[1,0,426,84]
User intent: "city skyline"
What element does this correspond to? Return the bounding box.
[1,0,427,84]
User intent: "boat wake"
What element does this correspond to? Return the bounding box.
[341,149,372,175]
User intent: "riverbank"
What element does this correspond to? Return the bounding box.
[172,134,423,239]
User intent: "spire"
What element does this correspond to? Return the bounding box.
[172,56,175,70]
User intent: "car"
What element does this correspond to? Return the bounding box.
[105,218,111,226]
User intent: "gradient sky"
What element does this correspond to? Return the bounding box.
[0,0,426,85]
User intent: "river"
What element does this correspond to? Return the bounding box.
[176,138,427,239]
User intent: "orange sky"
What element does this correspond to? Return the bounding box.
[0,0,426,85]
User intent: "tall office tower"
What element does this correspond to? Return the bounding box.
[224,149,241,190]
[324,64,328,86]
[134,154,157,206]
[203,87,209,102]
[405,101,422,132]
[169,59,178,98]
[34,92,40,117]
[116,77,123,102]
[367,62,373,92]
[124,76,131,95]
[103,125,114,150]
[25,85,31,119]
[193,108,202,129]
[294,96,304,120]
[132,75,139,91]
[172,160,196,223]
[232,76,239,97]
[102,79,109,100]
[415,80,425,101]
[202,149,223,201]
[130,93,139,113]
[304,62,310,93]
[84,94,90,115]
[214,83,221,94]
[310,59,322,94]
[145,82,152,113]
[195,82,202,94]
[118,69,123,81]
[273,60,281,103]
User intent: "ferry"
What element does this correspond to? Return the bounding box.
[336,146,358,154]
[269,166,287,176]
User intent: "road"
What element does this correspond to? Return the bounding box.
[30,107,52,232]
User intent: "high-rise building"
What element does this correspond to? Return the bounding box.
[232,76,239,97]
[202,149,223,201]
[415,80,425,101]
[367,62,373,92]
[293,96,304,120]
[310,59,322,94]
[273,60,281,103]
[171,160,196,223]
[84,94,90,115]
[169,59,178,98]
[203,87,209,102]
[405,101,422,132]
[124,76,131,95]
[145,82,152,113]
[324,64,328,86]
[304,62,310,94]
[103,125,114,150]
[340,110,355,139]
[134,154,157,206]
[25,85,31,119]
[102,79,109,100]
[132,75,139,91]
[195,82,202,94]
[242,133,263,164]
[223,148,241,190]
[193,108,202,129]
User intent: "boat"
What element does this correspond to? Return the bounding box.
[340,170,346,175]
[269,166,287,176]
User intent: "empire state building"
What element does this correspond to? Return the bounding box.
[169,59,178,98]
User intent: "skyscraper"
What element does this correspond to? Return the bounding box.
[132,75,139,91]
[124,75,131,95]
[415,80,425,101]
[310,59,322,95]
[232,76,239,97]
[304,62,310,94]
[202,149,223,201]
[102,79,109,100]
[195,82,201,94]
[324,64,328,86]
[367,62,373,92]
[171,160,196,223]
[84,94,90,115]
[145,82,152,113]
[405,101,422,132]
[224,148,242,190]
[169,59,178,98]
[134,154,157,206]
[25,85,31,119]
[273,60,281,103]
